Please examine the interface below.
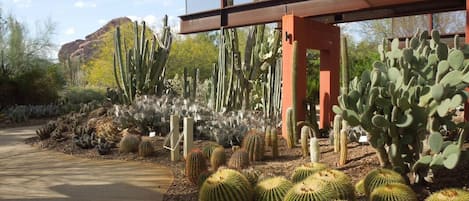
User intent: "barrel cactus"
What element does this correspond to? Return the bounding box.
[355,178,365,195]
[228,149,250,169]
[425,188,469,201]
[186,149,208,184]
[197,170,213,188]
[210,147,226,171]
[255,177,293,201]
[138,139,154,157]
[119,134,140,153]
[202,142,221,159]
[199,168,253,201]
[300,126,311,158]
[283,178,335,201]
[241,168,261,186]
[370,183,417,201]
[291,163,328,183]
[364,168,406,196]
[308,169,354,200]
[242,132,265,162]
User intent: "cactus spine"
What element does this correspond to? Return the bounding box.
[291,163,328,183]
[286,107,295,149]
[255,177,293,201]
[210,147,226,171]
[185,149,208,184]
[199,168,253,201]
[300,125,311,158]
[271,128,279,159]
[242,132,265,162]
[339,120,348,166]
[309,169,355,200]
[333,114,342,153]
[113,16,172,104]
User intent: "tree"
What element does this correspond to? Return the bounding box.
[166,32,218,80]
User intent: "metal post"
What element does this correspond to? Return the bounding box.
[170,115,180,161]
[183,117,194,158]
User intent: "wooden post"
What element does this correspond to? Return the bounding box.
[170,115,180,161]
[183,117,194,159]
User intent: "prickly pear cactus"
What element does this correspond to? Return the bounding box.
[425,188,469,201]
[370,183,417,201]
[364,168,406,197]
[199,168,253,201]
[334,30,469,179]
[255,177,293,201]
[242,131,265,162]
[291,163,328,183]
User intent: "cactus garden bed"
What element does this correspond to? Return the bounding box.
[26,111,469,201]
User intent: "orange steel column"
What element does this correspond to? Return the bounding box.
[465,0,469,121]
[281,15,340,139]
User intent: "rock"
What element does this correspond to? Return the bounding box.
[58,17,132,63]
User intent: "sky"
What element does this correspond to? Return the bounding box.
[1,0,190,59]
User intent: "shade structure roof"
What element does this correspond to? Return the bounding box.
[179,0,465,34]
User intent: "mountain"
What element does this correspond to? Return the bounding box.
[57,17,132,63]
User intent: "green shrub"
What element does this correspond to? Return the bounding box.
[60,87,106,105]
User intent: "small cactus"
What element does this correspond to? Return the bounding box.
[308,169,355,200]
[228,149,250,169]
[338,121,348,166]
[202,142,221,159]
[265,126,271,147]
[210,147,226,171]
[241,168,261,186]
[283,178,335,201]
[199,168,253,201]
[291,162,328,183]
[119,134,140,153]
[271,128,279,159]
[138,139,154,157]
[364,168,406,196]
[255,177,293,201]
[310,137,320,163]
[197,170,213,188]
[186,149,208,185]
[286,107,295,149]
[242,132,265,162]
[300,126,311,158]
[332,114,342,153]
[370,183,417,201]
[425,188,469,201]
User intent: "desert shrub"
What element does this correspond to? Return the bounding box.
[60,87,106,105]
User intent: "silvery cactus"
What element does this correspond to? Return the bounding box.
[334,30,469,181]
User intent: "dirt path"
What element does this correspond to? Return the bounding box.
[0,126,173,201]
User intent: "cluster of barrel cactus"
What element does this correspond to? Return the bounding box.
[335,30,469,179]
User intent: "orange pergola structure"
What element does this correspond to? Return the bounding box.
[180,0,468,139]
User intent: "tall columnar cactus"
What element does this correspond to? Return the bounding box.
[286,107,295,149]
[199,168,253,201]
[228,149,250,169]
[309,169,355,201]
[338,120,348,166]
[210,147,226,171]
[113,16,172,104]
[310,137,320,163]
[364,168,406,197]
[291,40,298,144]
[255,177,293,201]
[425,188,469,201]
[186,149,208,184]
[271,128,279,159]
[334,30,469,180]
[265,126,271,147]
[242,132,265,162]
[300,125,311,158]
[291,162,328,183]
[332,114,342,153]
[370,183,417,201]
[340,36,350,95]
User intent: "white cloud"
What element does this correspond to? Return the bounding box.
[13,0,32,8]
[98,19,107,25]
[64,27,76,35]
[74,1,97,8]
